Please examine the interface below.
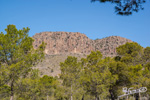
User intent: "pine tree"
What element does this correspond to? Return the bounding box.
[60,56,83,100]
[0,25,45,100]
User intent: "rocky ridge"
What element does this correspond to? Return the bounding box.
[33,32,132,57]
[32,32,132,76]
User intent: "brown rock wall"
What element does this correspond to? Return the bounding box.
[33,32,132,57]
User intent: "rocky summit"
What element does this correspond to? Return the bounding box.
[33,31,132,57]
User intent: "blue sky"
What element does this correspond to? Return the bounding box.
[0,0,150,47]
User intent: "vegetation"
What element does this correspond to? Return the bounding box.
[1,25,150,100]
[0,25,45,100]
[91,0,146,15]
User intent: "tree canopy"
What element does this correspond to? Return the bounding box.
[91,0,146,15]
[0,25,45,100]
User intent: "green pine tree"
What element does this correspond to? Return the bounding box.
[0,25,45,100]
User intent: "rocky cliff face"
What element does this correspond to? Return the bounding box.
[33,32,132,57]
[33,32,94,55]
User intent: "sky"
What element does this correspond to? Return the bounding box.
[0,0,150,47]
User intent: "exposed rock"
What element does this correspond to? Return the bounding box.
[94,36,132,57]
[33,32,132,57]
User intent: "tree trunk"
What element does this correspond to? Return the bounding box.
[47,94,48,100]
[109,89,115,100]
[139,92,141,100]
[82,95,84,100]
[95,94,99,100]
[71,85,73,100]
[99,95,101,100]
[10,82,14,100]
[71,94,73,100]
[135,93,139,100]
[10,96,13,100]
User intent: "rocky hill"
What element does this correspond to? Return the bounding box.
[32,32,132,76]
[33,32,132,57]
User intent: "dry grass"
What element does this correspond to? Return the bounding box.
[34,53,87,77]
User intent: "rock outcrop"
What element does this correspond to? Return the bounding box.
[33,32,132,57]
